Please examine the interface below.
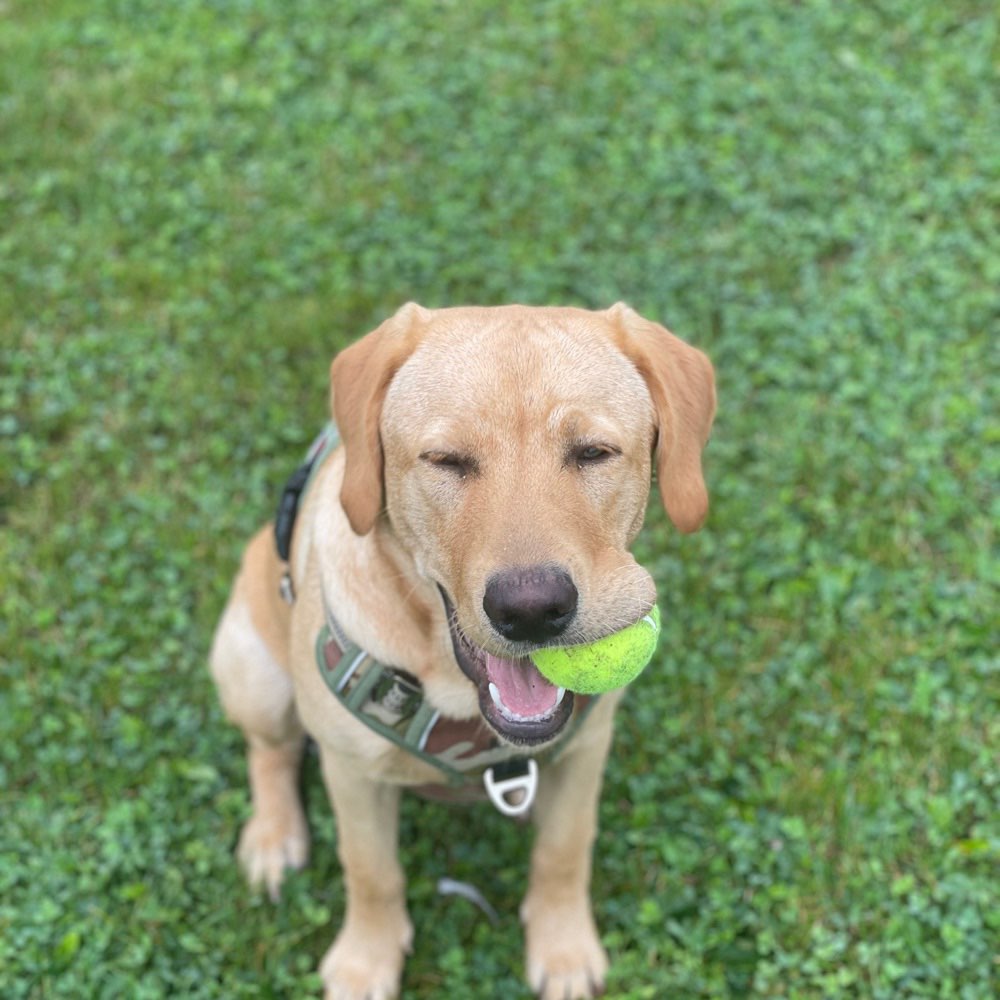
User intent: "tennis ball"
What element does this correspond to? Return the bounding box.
[529,605,661,694]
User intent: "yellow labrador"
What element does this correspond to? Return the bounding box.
[210,303,715,1000]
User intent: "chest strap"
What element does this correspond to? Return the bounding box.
[315,619,596,815]
[317,624,536,785]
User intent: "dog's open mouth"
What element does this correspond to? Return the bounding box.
[442,594,576,746]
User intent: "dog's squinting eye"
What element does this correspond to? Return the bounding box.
[571,444,619,467]
[420,451,478,478]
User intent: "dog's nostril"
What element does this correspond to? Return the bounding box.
[483,566,578,643]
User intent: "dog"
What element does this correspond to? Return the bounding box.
[209,302,715,1000]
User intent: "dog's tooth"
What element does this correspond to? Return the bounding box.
[555,687,566,707]
[488,682,504,710]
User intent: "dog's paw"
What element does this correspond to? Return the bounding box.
[319,917,412,1000]
[523,903,609,1000]
[236,809,309,902]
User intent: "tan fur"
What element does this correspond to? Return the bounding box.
[209,303,715,1000]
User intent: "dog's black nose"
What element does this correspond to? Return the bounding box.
[483,566,578,643]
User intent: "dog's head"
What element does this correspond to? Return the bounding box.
[331,303,715,746]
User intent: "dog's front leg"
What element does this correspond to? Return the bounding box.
[318,749,412,1000]
[521,704,618,1000]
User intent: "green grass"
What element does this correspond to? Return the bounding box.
[1,0,997,997]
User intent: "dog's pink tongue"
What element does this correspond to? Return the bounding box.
[486,654,559,716]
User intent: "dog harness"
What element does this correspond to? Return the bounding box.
[274,424,594,817]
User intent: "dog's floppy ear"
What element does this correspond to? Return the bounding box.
[608,303,717,533]
[330,302,428,535]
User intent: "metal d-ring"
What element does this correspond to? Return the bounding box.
[483,758,538,817]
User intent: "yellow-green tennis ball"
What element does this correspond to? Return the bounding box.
[530,605,661,694]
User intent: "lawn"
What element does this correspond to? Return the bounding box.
[1,0,997,997]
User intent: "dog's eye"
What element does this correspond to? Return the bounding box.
[571,444,619,467]
[420,451,478,478]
